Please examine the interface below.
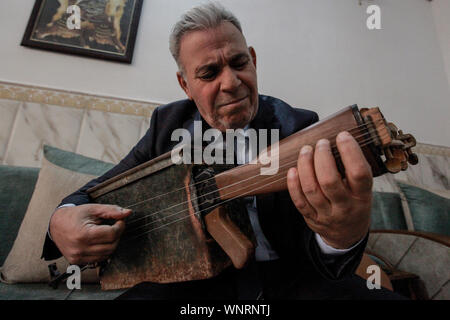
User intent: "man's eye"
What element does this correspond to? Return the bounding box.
[199,72,217,80]
[232,59,249,70]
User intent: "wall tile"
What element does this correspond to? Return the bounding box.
[76,110,143,164]
[139,116,151,140]
[433,279,450,300]
[373,174,398,193]
[367,233,381,250]
[397,237,450,297]
[4,102,83,167]
[0,99,20,163]
[396,154,449,191]
[370,233,416,267]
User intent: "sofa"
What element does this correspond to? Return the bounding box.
[0,145,126,299]
[0,144,448,300]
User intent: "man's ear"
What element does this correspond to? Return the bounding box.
[177,71,192,100]
[248,46,257,69]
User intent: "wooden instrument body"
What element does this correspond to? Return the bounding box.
[88,154,254,290]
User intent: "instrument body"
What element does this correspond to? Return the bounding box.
[89,156,254,290]
[88,105,417,290]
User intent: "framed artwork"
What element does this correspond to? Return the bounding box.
[21,0,144,63]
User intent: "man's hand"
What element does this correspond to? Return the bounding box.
[49,204,132,265]
[287,131,372,249]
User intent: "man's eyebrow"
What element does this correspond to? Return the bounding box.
[195,62,218,75]
[195,53,250,74]
[229,53,249,62]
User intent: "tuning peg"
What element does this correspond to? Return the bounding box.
[407,152,419,165]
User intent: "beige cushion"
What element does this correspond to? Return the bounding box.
[0,158,98,283]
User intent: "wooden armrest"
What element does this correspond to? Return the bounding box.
[370,229,450,247]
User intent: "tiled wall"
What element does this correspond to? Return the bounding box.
[0,81,448,192]
[0,81,158,167]
[372,145,449,193]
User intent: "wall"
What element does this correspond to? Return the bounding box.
[0,82,157,166]
[0,0,449,146]
[431,0,450,90]
[1,81,448,193]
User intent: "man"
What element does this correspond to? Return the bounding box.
[43,3,402,299]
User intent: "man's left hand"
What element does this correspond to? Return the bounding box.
[287,131,372,249]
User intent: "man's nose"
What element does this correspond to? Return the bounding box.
[220,67,241,92]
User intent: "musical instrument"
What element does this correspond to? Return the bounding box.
[87,105,418,290]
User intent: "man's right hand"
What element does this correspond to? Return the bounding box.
[49,204,132,265]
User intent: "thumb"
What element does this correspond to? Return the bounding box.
[88,204,132,220]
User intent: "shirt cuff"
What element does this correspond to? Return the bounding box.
[314,233,364,256]
[47,203,77,241]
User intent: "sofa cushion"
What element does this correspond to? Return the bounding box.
[0,146,114,284]
[370,192,407,230]
[397,181,450,236]
[43,145,114,175]
[0,165,40,265]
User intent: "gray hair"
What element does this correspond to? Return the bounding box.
[169,2,243,71]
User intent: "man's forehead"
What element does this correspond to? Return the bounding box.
[178,22,248,69]
[195,49,248,68]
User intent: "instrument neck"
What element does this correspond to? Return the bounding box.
[213,106,383,200]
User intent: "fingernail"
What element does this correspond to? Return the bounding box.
[300,145,313,155]
[316,139,330,150]
[288,168,297,178]
[337,131,351,141]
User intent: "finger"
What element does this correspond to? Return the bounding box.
[65,250,110,265]
[336,131,373,196]
[287,167,317,220]
[78,255,109,265]
[297,145,331,213]
[85,220,126,245]
[314,139,348,203]
[83,241,120,257]
[88,204,132,220]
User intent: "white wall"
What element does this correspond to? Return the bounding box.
[431,0,450,90]
[0,0,449,146]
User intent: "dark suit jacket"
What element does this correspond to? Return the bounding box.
[42,95,367,282]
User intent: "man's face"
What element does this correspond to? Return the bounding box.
[177,22,258,131]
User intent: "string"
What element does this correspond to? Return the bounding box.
[124,118,385,225]
[122,131,390,238]
[122,135,389,242]
[125,117,384,212]
[123,123,385,229]
[120,170,293,243]
[122,131,388,242]
[124,121,384,227]
[124,127,386,232]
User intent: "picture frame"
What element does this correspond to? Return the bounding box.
[21,0,144,63]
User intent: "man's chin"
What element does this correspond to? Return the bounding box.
[218,116,252,130]
[213,106,257,130]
